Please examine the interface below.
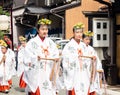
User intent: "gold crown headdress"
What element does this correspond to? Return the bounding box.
[83,31,94,37]
[19,36,26,42]
[73,22,85,29]
[0,40,8,47]
[37,18,52,25]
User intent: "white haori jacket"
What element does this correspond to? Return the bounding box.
[23,35,59,95]
[62,38,91,95]
[17,46,28,77]
[8,48,16,77]
[83,45,103,94]
[0,48,16,85]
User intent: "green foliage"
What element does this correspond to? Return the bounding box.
[0,30,4,39]
[0,6,10,16]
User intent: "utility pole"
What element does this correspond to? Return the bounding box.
[10,6,13,50]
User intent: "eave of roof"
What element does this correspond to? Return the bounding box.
[82,11,108,17]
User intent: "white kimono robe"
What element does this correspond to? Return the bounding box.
[8,49,16,78]
[62,38,90,95]
[83,45,103,95]
[23,35,59,95]
[17,46,27,77]
[92,54,103,95]
[0,48,16,85]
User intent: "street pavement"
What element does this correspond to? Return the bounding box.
[0,76,120,95]
[0,76,65,95]
[102,85,120,95]
[0,76,26,95]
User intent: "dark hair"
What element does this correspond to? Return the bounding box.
[82,34,87,39]
[36,24,40,30]
[82,34,92,39]
[73,28,75,32]
[6,46,9,49]
[73,28,83,32]
[36,24,49,31]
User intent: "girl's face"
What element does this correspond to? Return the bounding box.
[38,25,48,38]
[1,46,7,54]
[73,29,83,41]
[83,36,91,46]
[20,41,26,47]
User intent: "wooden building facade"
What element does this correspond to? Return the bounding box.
[65,0,120,84]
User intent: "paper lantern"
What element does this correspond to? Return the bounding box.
[0,15,10,30]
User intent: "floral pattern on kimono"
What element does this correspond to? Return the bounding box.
[17,46,27,77]
[83,45,103,94]
[62,38,90,95]
[0,49,16,85]
[23,35,59,95]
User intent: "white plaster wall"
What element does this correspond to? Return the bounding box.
[12,8,25,49]
[12,18,18,49]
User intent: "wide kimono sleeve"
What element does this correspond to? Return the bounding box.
[10,49,16,68]
[23,39,42,92]
[91,47,103,71]
[23,39,38,68]
[62,44,70,70]
[18,49,24,64]
[48,38,59,59]
[62,42,78,72]
[95,52,103,71]
[7,49,16,78]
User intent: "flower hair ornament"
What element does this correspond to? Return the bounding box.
[0,40,8,47]
[73,22,85,29]
[37,18,52,25]
[83,31,94,37]
[19,36,26,42]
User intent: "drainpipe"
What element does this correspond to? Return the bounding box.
[51,13,65,39]
[50,1,81,39]
[50,1,81,13]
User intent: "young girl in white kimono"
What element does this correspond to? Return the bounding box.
[0,40,16,93]
[23,18,59,95]
[17,36,27,88]
[62,23,96,95]
[82,31,103,95]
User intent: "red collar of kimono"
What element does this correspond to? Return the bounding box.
[39,36,45,42]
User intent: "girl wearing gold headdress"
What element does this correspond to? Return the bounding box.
[82,31,103,95]
[0,40,16,93]
[22,18,59,95]
[62,23,96,95]
[17,36,27,89]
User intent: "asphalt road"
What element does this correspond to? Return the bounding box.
[0,76,25,95]
[0,76,66,95]
[0,76,119,95]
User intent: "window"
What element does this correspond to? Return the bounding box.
[103,22,107,29]
[97,22,101,29]
[103,34,107,40]
[97,34,101,40]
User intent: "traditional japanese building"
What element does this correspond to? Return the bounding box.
[12,0,81,47]
[1,0,119,84]
[66,0,120,84]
